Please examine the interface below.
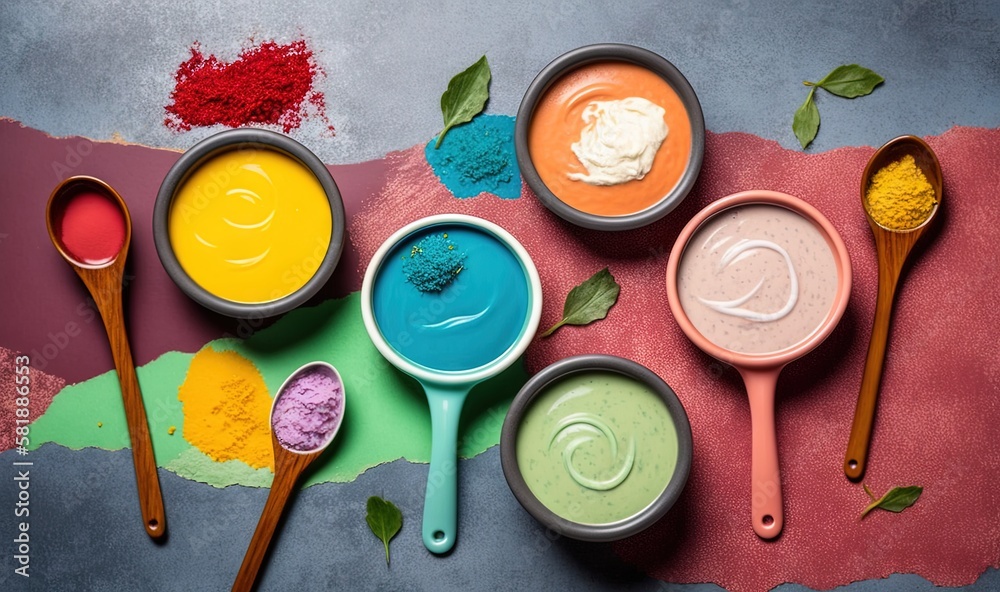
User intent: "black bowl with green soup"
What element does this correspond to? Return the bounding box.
[500,354,692,541]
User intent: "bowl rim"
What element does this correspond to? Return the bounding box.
[665,190,853,369]
[514,43,706,231]
[152,128,346,318]
[359,213,543,385]
[500,354,693,542]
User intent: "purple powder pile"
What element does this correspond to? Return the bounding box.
[271,367,344,452]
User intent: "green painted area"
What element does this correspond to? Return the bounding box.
[29,292,527,487]
[29,351,192,466]
[165,448,274,489]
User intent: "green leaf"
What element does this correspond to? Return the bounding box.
[793,88,820,149]
[860,485,922,518]
[816,64,885,98]
[365,496,402,566]
[435,55,491,148]
[793,63,884,149]
[541,267,620,337]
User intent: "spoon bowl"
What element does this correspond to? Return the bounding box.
[861,135,943,233]
[844,136,943,480]
[232,361,345,592]
[46,175,166,540]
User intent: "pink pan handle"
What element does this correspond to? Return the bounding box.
[740,367,784,539]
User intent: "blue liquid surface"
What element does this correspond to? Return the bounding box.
[372,223,531,372]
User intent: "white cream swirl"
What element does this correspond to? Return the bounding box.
[548,412,635,491]
[697,238,798,322]
[567,97,668,186]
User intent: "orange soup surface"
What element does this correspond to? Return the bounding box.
[528,61,692,216]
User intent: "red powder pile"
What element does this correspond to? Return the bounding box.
[164,40,334,134]
[57,191,126,265]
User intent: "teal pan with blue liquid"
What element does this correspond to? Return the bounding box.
[361,214,542,554]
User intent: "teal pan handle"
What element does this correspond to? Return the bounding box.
[421,382,471,554]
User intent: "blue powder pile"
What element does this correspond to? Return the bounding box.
[401,232,466,292]
[424,115,521,199]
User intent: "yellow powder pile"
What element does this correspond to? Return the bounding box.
[865,154,937,230]
[178,347,274,470]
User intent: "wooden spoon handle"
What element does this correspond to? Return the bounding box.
[96,285,167,539]
[845,260,903,481]
[232,461,302,592]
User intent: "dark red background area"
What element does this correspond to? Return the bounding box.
[346,126,1000,591]
[0,120,385,384]
[2,120,999,591]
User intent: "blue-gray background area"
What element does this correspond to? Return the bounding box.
[1,0,998,164]
[3,1,1000,590]
[1,446,998,592]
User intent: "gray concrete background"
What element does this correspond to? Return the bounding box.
[2,0,998,163]
[2,446,998,591]
[3,1,1000,590]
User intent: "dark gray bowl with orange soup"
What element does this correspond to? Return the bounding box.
[500,354,692,541]
[515,44,705,231]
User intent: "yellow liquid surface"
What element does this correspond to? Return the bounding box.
[169,149,332,304]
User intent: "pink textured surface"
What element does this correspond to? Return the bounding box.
[350,127,1000,591]
[0,345,66,453]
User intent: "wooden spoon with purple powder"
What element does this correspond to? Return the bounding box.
[232,361,346,592]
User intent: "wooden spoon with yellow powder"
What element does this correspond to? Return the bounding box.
[845,135,942,481]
